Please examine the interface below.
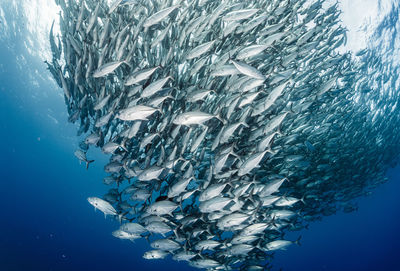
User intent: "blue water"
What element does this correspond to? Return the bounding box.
[1,4,400,271]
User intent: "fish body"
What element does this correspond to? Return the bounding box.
[143,250,168,259]
[238,150,269,176]
[117,105,159,121]
[264,240,293,251]
[231,60,266,80]
[93,61,124,78]
[125,67,159,86]
[143,5,179,28]
[223,9,259,22]
[173,111,216,126]
[151,239,180,251]
[87,197,117,217]
[147,200,178,215]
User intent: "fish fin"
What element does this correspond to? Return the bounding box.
[255,239,263,250]
[266,147,278,156]
[270,216,277,228]
[183,240,188,251]
[120,139,128,152]
[173,225,181,239]
[86,160,95,169]
[215,114,226,125]
[117,213,123,224]
[288,101,296,114]
[122,60,132,69]
[248,186,258,205]
[276,125,284,137]
[240,121,249,128]
[300,195,307,205]
[227,52,234,63]
[179,198,183,213]
[251,201,263,219]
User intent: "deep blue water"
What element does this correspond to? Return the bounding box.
[1,4,400,271]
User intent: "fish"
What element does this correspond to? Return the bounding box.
[92,61,125,78]
[238,150,270,176]
[194,240,221,251]
[231,234,259,245]
[186,40,216,60]
[143,5,180,28]
[223,9,259,22]
[227,244,254,256]
[217,212,250,230]
[108,0,123,14]
[189,258,220,269]
[173,111,220,126]
[168,177,193,198]
[102,141,125,154]
[172,251,197,261]
[87,197,117,217]
[199,196,233,213]
[84,133,100,145]
[141,76,172,98]
[112,229,141,241]
[231,60,266,80]
[199,183,228,202]
[93,94,111,111]
[263,237,301,251]
[236,44,269,60]
[146,221,173,235]
[125,66,160,86]
[48,0,400,270]
[119,223,147,235]
[146,200,178,216]
[138,166,164,181]
[143,250,169,260]
[150,239,180,251]
[116,105,159,121]
[74,149,94,169]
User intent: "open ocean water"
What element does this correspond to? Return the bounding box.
[1,0,400,270]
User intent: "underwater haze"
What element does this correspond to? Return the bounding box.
[1,0,400,270]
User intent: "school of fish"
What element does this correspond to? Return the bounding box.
[46,0,400,270]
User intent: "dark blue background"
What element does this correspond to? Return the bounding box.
[1,10,400,271]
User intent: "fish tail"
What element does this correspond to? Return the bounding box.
[240,121,249,128]
[300,194,307,205]
[277,126,284,136]
[120,140,128,152]
[86,159,95,169]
